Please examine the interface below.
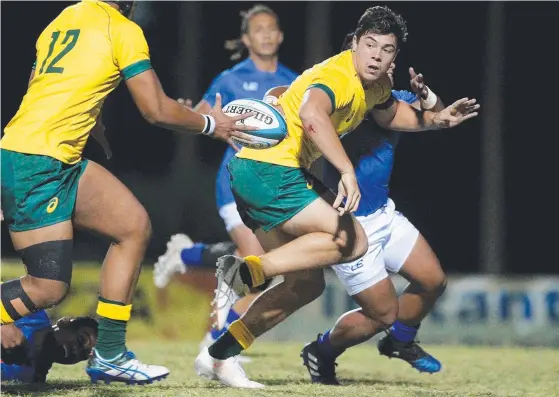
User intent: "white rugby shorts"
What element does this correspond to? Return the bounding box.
[332,199,420,296]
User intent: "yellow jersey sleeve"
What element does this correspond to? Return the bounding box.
[307,67,353,113]
[111,19,152,80]
[372,74,393,108]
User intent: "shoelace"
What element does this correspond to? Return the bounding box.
[210,267,237,329]
[399,339,426,359]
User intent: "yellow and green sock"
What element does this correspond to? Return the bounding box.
[95,296,131,359]
[208,319,255,360]
[239,255,266,288]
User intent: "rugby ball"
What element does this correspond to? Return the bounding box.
[222,98,287,149]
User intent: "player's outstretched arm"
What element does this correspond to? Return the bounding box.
[176,98,212,114]
[125,69,254,143]
[371,95,479,132]
[407,67,446,112]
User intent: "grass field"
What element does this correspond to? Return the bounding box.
[3,341,559,397]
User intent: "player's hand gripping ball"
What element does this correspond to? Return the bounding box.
[222,99,287,149]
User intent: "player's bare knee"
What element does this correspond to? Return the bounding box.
[131,207,152,243]
[22,275,69,308]
[138,213,153,244]
[362,299,398,330]
[433,272,447,297]
[420,269,447,298]
[376,303,399,330]
[119,206,152,246]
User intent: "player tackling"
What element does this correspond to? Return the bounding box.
[300,62,450,384]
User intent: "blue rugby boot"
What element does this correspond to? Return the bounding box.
[378,333,442,374]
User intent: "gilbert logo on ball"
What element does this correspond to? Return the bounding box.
[223,99,287,149]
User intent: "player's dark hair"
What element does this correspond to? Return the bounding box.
[224,4,280,61]
[342,6,408,51]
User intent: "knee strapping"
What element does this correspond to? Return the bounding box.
[1,279,39,323]
[20,240,73,284]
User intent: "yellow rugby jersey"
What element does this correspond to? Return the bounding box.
[1,0,152,164]
[237,50,392,169]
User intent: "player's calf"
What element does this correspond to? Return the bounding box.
[244,271,325,336]
[208,271,324,363]
[377,279,445,374]
[313,282,398,356]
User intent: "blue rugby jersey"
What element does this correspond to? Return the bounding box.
[322,90,418,217]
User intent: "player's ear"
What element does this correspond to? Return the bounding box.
[352,35,358,52]
[241,33,251,49]
[278,31,284,46]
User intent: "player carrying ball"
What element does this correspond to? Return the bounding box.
[196,5,479,388]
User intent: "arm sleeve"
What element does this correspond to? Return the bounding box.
[373,74,393,107]
[307,68,353,113]
[112,20,152,80]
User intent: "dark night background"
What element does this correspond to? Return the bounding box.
[1,1,558,275]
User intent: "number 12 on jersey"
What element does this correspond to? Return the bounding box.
[39,29,80,74]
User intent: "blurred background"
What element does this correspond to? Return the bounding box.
[1,1,558,346]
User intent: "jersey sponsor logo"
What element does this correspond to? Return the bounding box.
[242,82,259,91]
[46,197,59,214]
[223,105,274,125]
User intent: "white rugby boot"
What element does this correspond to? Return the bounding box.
[199,330,252,364]
[204,275,252,363]
[194,347,263,388]
[212,255,249,330]
[215,255,250,299]
[153,233,192,288]
[86,349,169,385]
